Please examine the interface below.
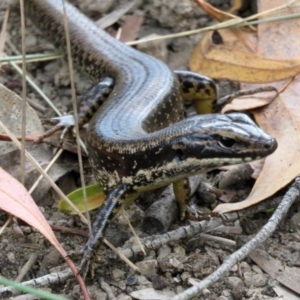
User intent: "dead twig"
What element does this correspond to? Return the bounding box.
[99,278,117,300]
[171,177,300,300]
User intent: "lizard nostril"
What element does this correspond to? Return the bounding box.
[264,138,277,152]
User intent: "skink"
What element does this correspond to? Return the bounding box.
[25,0,277,274]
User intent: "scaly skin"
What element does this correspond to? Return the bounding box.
[25,0,277,275]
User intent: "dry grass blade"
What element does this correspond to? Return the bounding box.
[104,238,139,272]
[61,0,91,233]
[20,0,27,185]
[0,5,9,59]
[127,0,298,46]
[0,52,63,64]
[121,206,146,256]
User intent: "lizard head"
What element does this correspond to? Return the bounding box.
[170,113,277,171]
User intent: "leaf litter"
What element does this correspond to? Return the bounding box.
[2,0,300,299]
[189,0,300,297]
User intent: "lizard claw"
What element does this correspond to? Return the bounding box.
[35,115,76,143]
[67,248,93,279]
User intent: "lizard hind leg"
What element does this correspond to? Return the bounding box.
[175,70,218,114]
[36,77,114,142]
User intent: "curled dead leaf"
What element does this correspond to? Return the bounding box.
[190,33,300,83]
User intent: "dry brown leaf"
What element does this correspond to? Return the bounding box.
[215,80,300,213]
[214,27,257,52]
[229,0,243,14]
[214,0,300,213]
[0,84,43,155]
[273,286,300,300]
[0,145,77,202]
[195,0,256,32]
[119,15,144,42]
[196,0,258,50]
[250,159,268,179]
[0,84,77,202]
[190,32,300,83]
[221,89,278,113]
[191,1,300,83]
[219,188,236,203]
[196,0,257,41]
[196,0,240,22]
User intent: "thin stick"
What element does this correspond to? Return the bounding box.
[104,238,139,272]
[61,0,91,234]
[121,206,146,256]
[15,253,39,283]
[171,177,300,300]
[19,0,27,186]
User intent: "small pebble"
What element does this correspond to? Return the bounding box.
[216,296,229,300]
[244,271,268,287]
[94,290,108,300]
[180,272,190,282]
[225,276,243,289]
[173,245,185,256]
[117,280,126,291]
[157,244,171,258]
[151,274,168,290]
[136,260,157,277]
[231,285,247,300]
[21,226,32,234]
[290,211,300,230]
[25,35,37,48]
[169,257,184,270]
[112,268,125,281]
[175,285,185,294]
[239,261,251,273]
[230,264,238,272]
[7,252,16,264]
[221,289,231,297]
[137,275,152,288]
[116,294,131,300]
[126,274,138,286]
[252,265,263,274]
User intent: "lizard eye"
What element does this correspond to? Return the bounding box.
[176,148,184,160]
[218,136,236,148]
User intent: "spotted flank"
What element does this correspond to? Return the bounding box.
[175,70,218,114]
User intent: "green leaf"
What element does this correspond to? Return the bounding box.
[58,184,105,214]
